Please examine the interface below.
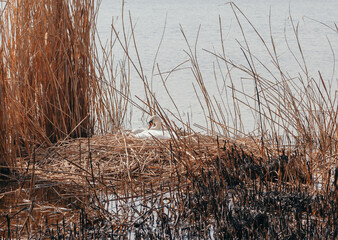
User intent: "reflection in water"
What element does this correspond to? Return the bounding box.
[0,181,87,238]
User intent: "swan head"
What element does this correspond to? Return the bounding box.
[148,115,162,130]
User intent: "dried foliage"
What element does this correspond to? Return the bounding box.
[0,1,337,239]
[0,0,98,151]
[1,133,336,238]
[0,34,11,174]
[0,0,129,170]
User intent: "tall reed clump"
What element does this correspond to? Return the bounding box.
[0,37,11,176]
[1,0,97,148]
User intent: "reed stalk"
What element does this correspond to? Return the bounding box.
[0,35,10,175]
[1,0,97,149]
[0,1,336,238]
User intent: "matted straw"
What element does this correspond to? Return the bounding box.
[15,131,310,194]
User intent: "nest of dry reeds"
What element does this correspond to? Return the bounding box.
[6,132,334,239]
[16,131,310,194]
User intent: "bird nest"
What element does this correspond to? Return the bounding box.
[15,131,309,194]
[8,132,323,239]
[19,133,224,189]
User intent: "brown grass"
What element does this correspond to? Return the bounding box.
[0,30,11,174]
[0,0,130,173]
[0,0,336,238]
[18,133,261,187]
[1,0,98,150]
[4,131,324,238]
[193,2,337,189]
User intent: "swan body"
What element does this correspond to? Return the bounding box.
[131,127,147,135]
[132,115,174,139]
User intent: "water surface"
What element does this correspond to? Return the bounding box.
[97,0,338,133]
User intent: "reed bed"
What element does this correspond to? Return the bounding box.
[0,0,129,172]
[18,132,264,187]
[1,132,336,238]
[0,34,10,175]
[0,0,99,153]
[0,0,337,239]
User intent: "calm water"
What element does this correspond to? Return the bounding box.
[97,0,338,133]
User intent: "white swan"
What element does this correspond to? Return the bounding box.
[132,115,174,139]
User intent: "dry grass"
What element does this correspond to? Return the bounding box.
[0,0,130,172]
[0,0,99,153]
[18,133,262,187]
[0,0,337,238]
[190,2,337,190]
[0,30,11,174]
[4,132,332,238]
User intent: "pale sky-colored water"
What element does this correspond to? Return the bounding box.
[97,0,338,134]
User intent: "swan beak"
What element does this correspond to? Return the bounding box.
[148,120,153,130]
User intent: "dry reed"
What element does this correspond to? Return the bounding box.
[0,1,337,238]
[193,2,337,189]
[1,0,98,150]
[0,0,130,170]
[0,29,10,176]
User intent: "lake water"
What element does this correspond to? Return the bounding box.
[97,0,338,134]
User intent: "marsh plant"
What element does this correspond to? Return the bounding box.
[0,1,336,239]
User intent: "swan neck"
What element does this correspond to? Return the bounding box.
[152,122,161,130]
[151,117,162,130]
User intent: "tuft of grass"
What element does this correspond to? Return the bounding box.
[0,0,131,170]
[0,31,11,176]
[1,0,97,148]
